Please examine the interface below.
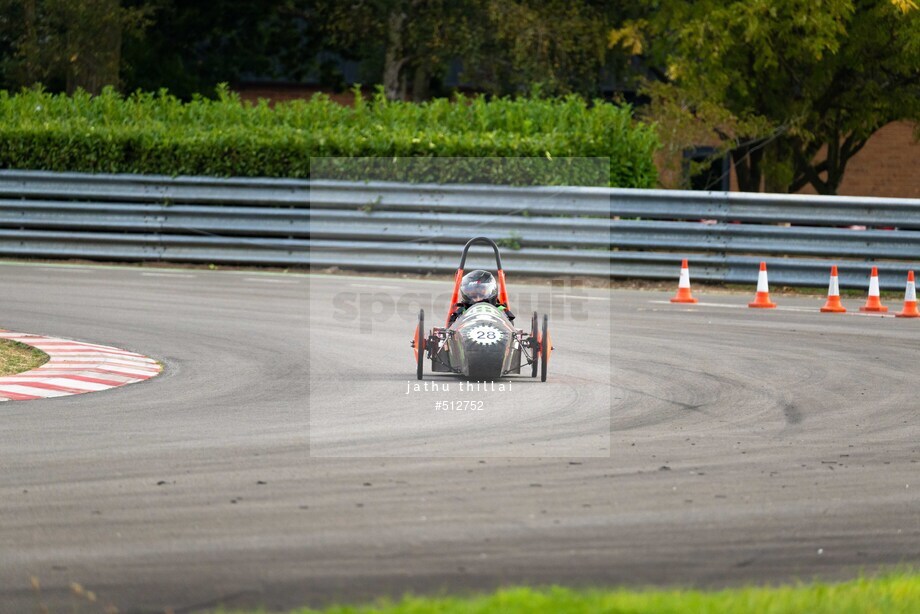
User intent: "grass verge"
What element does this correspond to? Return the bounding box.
[0,338,49,376]
[226,572,920,614]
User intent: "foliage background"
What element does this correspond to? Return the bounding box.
[0,1,916,193]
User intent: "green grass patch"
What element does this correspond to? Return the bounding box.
[0,338,48,376]
[225,572,920,614]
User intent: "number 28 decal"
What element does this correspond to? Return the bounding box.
[466,325,503,346]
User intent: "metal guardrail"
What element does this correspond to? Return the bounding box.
[1,170,919,289]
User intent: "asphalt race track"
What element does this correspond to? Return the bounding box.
[1,262,918,613]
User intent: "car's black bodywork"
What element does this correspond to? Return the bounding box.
[412,237,551,381]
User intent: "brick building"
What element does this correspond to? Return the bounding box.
[792,121,918,199]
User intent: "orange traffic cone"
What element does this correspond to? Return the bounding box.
[820,266,846,313]
[859,267,888,312]
[748,262,777,308]
[895,271,919,318]
[670,259,698,303]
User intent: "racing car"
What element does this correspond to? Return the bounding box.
[411,237,552,381]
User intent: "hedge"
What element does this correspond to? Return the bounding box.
[0,86,659,187]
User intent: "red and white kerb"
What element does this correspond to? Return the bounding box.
[0,330,161,402]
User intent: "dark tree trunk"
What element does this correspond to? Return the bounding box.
[731,141,764,192]
[789,131,869,195]
[21,0,39,84]
[64,0,123,95]
[383,9,408,100]
[411,63,430,101]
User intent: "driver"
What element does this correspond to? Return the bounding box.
[448,269,515,324]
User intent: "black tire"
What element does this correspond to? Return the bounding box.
[540,314,549,382]
[530,311,539,378]
[416,309,425,380]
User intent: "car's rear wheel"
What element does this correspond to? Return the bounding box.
[416,309,425,380]
[540,314,550,382]
[530,311,539,378]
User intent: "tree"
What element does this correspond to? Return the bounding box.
[121,0,323,100]
[614,0,920,193]
[784,0,920,193]
[314,0,631,101]
[467,0,614,98]
[315,0,483,101]
[0,0,152,94]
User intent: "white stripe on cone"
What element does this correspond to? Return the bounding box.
[757,269,770,293]
[828,275,840,297]
[869,274,881,297]
[679,266,691,289]
[906,280,916,302]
